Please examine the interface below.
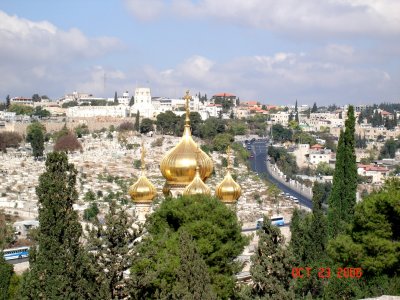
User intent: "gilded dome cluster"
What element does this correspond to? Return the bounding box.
[129,91,241,207]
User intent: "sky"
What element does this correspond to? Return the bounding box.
[0,0,399,106]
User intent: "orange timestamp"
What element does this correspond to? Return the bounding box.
[291,267,363,279]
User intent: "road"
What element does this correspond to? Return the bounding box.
[247,139,313,210]
[7,257,29,265]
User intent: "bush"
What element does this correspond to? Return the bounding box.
[83,203,99,221]
[133,160,141,169]
[74,124,89,138]
[118,121,135,132]
[54,134,82,152]
[151,137,164,147]
[0,132,23,151]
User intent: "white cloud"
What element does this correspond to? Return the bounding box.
[141,51,398,104]
[0,10,122,98]
[124,0,166,21]
[127,0,400,37]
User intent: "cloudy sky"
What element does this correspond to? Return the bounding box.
[0,0,399,105]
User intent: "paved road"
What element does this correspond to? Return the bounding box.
[247,139,313,210]
[7,257,29,265]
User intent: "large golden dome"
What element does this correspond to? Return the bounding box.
[129,143,157,203]
[160,91,213,192]
[215,146,241,203]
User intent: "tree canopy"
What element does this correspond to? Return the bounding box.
[130,195,247,299]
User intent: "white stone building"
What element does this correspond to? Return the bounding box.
[270,111,290,126]
[66,105,128,118]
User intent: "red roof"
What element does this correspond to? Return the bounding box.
[311,144,324,149]
[213,93,236,97]
[243,101,258,106]
[357,164,389,172]
[381,110,392,116]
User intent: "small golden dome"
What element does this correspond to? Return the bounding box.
[183,166,211,196]
[160,91,213,189]
[216,146,241,203]
[129,142,156,203]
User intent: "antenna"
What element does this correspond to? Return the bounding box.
[103,71,106,95]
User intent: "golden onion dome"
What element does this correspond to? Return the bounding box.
[183,166,211,196]
[129,142,157,203]
[160,91,213,187]
[215,146,241,203]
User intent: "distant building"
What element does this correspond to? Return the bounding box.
[270,111,290,126]
[10,97,34,107]
[357,164,389,184]
[211,93,237,107]
[308,148,333,165]
[66,105,128,118]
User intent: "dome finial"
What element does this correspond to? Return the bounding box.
[184,90,191,126]
[226,146,232,170]
[141,140,146,172]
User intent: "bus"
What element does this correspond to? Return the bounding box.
[2,246,30,261]
[256,215,285,229]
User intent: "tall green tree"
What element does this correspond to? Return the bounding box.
[129,96,134,106]
[249,216,294,299]
[130,195,247,299]
[342,105,357,221]
[134,110,140,132]
[22,152,94,299]
[308,182,328,263]
[5,95,10,110]
[114,91,118,104]
[86,200,142,299]
[311,102,318,113]
[0,210,14,249]
[0,254,13,300]
[328,178,400,276]
[27,121,45,158]
[139,118,153,134]
[327,105,357,238]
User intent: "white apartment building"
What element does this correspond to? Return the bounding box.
[308,149,332,165]
[107,91,131,106]
[204,104,222,118]
[66,105,128,118]
[270,111,290,126]
[10,97,34,106]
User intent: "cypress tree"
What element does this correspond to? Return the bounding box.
[114,91,118,104]
[5,95,10,110]
[86,200,141,299]
[30,127,44,158]
[327,105,357,238]
[342,105,357,222]
[250,216,294,299]
[134,110,140,132]
[23,152,94,299]
[328,130,345,238]
[311,102,318,113]
[308,182,328,262]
